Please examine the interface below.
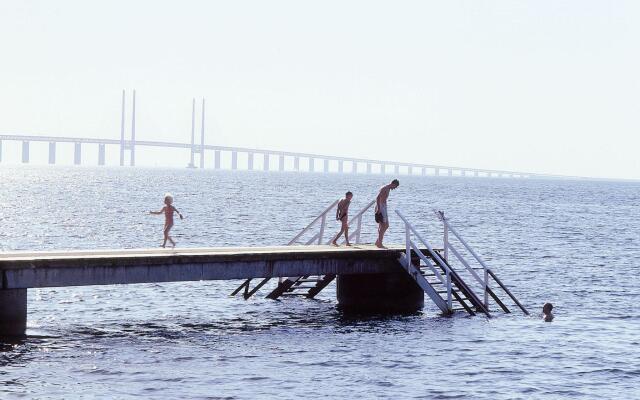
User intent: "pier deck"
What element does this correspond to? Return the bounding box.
[0,245,405,289]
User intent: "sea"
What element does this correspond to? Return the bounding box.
[1,166,639,399]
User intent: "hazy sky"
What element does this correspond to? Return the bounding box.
[1,1,638,179]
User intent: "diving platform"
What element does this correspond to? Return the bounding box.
[0,203,529,337]
[0,245,407,289]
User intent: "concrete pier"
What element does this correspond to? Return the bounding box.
[22,141,29,163]
[0,245,414,336]
[263,153,269,171]
[248,152,254,170]
[0,289,27,337]
[48,142,56,164]
[294,156,300,171]
[98,144,106,166]
[215,150,221,169]
[279,155,285,172]
[324,159,329,173]
[231,151,238,170]
[337,271,424,313]
[74,143,82,165]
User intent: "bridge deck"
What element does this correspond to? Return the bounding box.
[0,245,407,289]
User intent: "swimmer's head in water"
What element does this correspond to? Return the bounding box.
[164,193,174,205]
[543,303,553,314]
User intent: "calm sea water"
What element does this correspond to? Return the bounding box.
[1,166,639,399]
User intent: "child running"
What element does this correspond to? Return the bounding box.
[331,191,353,246]
[150,193,183,248]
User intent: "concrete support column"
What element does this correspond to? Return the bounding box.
[48,142,56,164]
[338,160,344,173]
[381,164,386,175]
[336,272,424,313]
[263,153,269,171]
[74,143,82,165]
[231,151,238,170]
[448,169,453,177]
[120,90,126,167]
[98,144,106,166]
[214,150,221,169]
[0,289,27,337]
[130,90,136,167]
[366,163,372,174]
[279,155,285,172]
[435,168,440,176]
[0,140,2,162]
[352,161,357,173]
[421,167,426,176]
[408,166,413,175]
[474,171,479,177]
[248,152,254,170]
[323,159,329,173]
[294,156,300,171]
[309,158,315,172]
[22,141,29,163]
[394,164,399,175]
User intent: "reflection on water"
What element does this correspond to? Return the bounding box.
[1,166,640,399]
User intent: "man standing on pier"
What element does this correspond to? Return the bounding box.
[375,179,399,248]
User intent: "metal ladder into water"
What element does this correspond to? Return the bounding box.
[395,210,529,317]
[230,199,375,300]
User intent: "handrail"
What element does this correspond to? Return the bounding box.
[434,209,527,315]
[487,270,530,315]
[435,209,490,308]
[287,200,339,245]
[396,210,453,311]
[326,199,376,245]
[440,214,492,273]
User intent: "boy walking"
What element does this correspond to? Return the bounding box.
[332,191,353,246]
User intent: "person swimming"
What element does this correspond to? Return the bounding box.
[149,193,184,248]
[542,302,554,322]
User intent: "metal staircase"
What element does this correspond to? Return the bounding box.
[395,210,529,316]
[231,199,375,300]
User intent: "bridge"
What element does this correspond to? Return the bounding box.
[0,90,575,179]
[0,203,528,337]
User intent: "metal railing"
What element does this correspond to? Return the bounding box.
[435,210,529,315]
[288,200,339,245]
[330,200,375,245]
[396,210,453,312]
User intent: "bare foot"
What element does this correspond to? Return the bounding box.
[331,241,339,247]
[376,242,386,249]
[345,243,352,247]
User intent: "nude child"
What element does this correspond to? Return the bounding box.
[150,193,183,248]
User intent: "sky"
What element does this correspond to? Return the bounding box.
[0,1,638,179]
